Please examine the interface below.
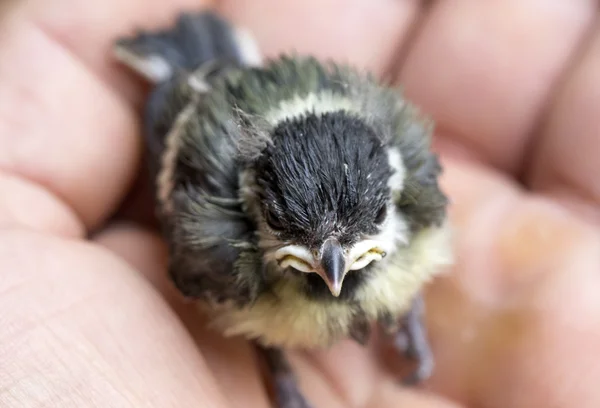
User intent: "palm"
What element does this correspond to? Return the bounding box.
[1,1,599,407]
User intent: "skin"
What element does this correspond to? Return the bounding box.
[1,0,599,407]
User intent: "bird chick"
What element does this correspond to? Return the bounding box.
[114,10,453,408]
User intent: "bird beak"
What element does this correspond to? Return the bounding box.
[274,239,386,298]
[317,238,346,297]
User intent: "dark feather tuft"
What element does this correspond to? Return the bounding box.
[252,111,393,249]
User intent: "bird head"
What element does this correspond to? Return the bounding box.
[239,109,410,299]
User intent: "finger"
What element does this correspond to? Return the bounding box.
[306,337,463,408]
[306,339,380,408]
[218,0,424,78]
[94,223,271,408]
[0,228,230,407]
[397,1,595,173]
[287,353,350,408]
[526,28,600,225]
[425,158,600,407]
[0,7,139,232]
[26,0,214,105]
[0,0,17,17]
[0,0,216,234]
[456,252,600,408]
[0,171,83,236]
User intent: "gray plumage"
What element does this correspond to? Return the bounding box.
[114,10,452,408]
[140,53,447,302]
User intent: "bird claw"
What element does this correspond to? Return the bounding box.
[274,375,314,408]
[401,347,434,386]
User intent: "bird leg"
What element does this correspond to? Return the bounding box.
[257,346,313,408]
[380,293,434,385]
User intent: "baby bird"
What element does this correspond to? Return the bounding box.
[114,10,453,408]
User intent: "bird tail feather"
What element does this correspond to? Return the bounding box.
[113,10,262,84]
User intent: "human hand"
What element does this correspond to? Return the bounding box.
[1,1,599,407]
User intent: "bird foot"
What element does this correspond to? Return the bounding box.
[257,346,314,408]
[396,294,434,385]
[380,294,434,385]
[274,375,314,408]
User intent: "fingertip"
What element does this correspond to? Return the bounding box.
[0,171,84,237]
[29,0,216,105]
[0,14,142,232]
[218,0,422,78]
[526,29,600,225]
[398,0,595,173]
[423,157,600,406]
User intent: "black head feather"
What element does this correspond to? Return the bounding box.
[251,110,393,250]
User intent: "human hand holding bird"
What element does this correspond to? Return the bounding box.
[1,1,599,408]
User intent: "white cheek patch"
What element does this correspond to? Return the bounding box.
[387,147,405,193]
[354,147,408,261]
[360,208,410,261]
[346,208,410,271]
[383,209,410,247]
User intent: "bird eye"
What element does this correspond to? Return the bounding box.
[265,208,284,231]
[374,204,387,225]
